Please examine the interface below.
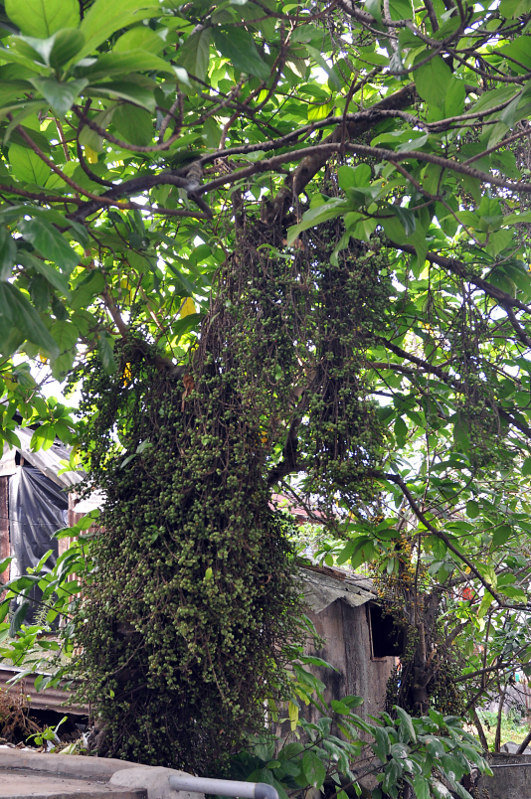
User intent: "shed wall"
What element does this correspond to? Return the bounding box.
[0,475,9,589]
[307,598,394,721]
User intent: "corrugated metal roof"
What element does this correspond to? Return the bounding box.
[0,428,83,488]
[300,565,377,612]
[0,665,86,716]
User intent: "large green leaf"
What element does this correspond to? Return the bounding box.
[18,251,71,296]
[78,0,160,58]
[8,142,49,185]
[19,218,79,273]
[177,28,212,82]
[78,50,175,80]
[29,77,88,115]
[49,28,85,68]
[113,105,153,146]
[87,79,156,112]
[301,750,326,789]
[114,27,165,54]
[5,0,79,38]
[414,55,452,105]
[212,27,270,79]
[0,282,58,356]
[0,227,16,281]
[287,198,350,244]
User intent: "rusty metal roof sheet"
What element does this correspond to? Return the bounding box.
[300,565,377,612]
[0,665,86,716]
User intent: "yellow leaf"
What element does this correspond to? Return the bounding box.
[84,145,99,164]
[180,297,196,318]
[288,700,299,732]
[122,363,132,386]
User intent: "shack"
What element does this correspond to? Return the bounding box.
[301,565,398,720]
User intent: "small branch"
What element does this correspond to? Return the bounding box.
[377,471,504,603]
[73,105,182,153]
[69,172,211,221]
[393,242,531,314]
[0,184,81,205]
[516,728,531,755]
[462,126,531,166]
[424,0,439,31]
[472,707,489,751]
[158,93,184,144]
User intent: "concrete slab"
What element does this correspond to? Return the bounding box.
[0,749,205,799]
[0,767,145,799]
[0,750,139,779]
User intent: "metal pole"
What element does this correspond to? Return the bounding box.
[168,775,279,799]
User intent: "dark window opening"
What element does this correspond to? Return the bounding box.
[367,603,404,658]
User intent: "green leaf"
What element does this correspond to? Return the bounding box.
[522,456,531,475]
[19,218,78,273]
[500,39,531,71]
[453,410,470,452]
[29,77,88,116]
[394,416,408,444]
[499,0,531,16]
[466,500,479,518]
[0,227,16,280]
[477,592,494,619]
[49,28,86,68]
[98,331,116,374]
[5,0,79,37]
[9,600,30,635]
[287,198,349,244]
[88,79,156,112]
[113,104,153,146]
[50,319,78,352]
[114,27,165,54]
[414,55,452,105]
[302,750,326,789]
[394,706,417,743]
[18,251,71,296]
[492,524,511,547]
[177,28,212,82]
[8,143,49,185]
[80,50,175,79]
[30,422,56,450]
[338,164,371,191]
[336,540,356,565]
[79,0,160,59]
[331,699,353,715]
[0,601,10,624]
[0,282,58,356]
[365,0,382,22]
[411,776,430,799]
[372,726,391,761]
[444,76,465,117]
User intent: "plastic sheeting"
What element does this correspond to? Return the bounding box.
[9,465,68,621]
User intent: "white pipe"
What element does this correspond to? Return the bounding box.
[168,775,279,799]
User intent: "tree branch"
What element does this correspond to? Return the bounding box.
[376,471,505,604]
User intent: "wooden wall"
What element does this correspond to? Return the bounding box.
[306,599,395,721]
[0,475,9,591]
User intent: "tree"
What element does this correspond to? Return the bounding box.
[0,0,530,774]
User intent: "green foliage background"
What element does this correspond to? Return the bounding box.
[0,0,529,786]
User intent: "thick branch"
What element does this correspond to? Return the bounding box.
[70,172,211,221]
